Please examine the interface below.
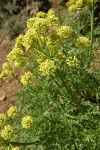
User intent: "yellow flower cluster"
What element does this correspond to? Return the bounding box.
[47,15,59,27]
[7,106,18,118]
[66,0,83,12]
[46,35,60,50]
[0,61,14,80]
[20,71,34,86]
[7,47,25,68]
[0,8,82,81]
[77,36,90,47]
[27,9,58,37]
[27,18,37,29]
[57,51,66,60]
[39,59,57,76]
[0,34,26,80]
[66,56,79,67]
[66,0,97,12]
[33,18,48,33]
[1,125,13,140]
[2,62,11,71]
[47,8,55,16]
[11,147,20,150]
[0,114,6,127]
[36,11,46,18]
[0,48,25,81]
[57,26,73,39]
[0,70,11,81]
[21,116,33,129]
[23,29,38,51]
[15,35,24,48]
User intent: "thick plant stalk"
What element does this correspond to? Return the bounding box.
[90,0,94,50]
[1,139,40,148]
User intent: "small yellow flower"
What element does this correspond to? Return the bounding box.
[75,0,83,8]
[20,71,34,86]
[0,114,6,127]
[68,5,77,12]
[1,125,13,140]
[47,8,55,16]
[47,15,59,27]
[57,26,73,39]
[66,56,79,67]
[0,71,7,80]
[0,70,13,81]
[7,47,24,62]
[57,51,66,60]
[66,0,97,11]
[21,116,33,129]
[33,18,47,33]
[39,59,57,76]
[2,62,11,71]
[15,35,24,48]
[11,147,20,150]
[36,11,46,18]
[23,29,38,51]
[77,36,90,47]
[0,61,13,80]
[27,17,37,29]
[7,106,18,118]
[46,35,60,50]
[66,0,77,12]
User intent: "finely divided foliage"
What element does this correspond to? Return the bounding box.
[0,1,100,149]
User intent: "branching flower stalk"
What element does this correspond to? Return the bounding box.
[56,69,78,101]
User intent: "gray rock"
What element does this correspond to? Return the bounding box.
[0,89,6,101]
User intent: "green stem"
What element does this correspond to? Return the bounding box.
[2,140,39,147]
[56,69,77,100]
[12,73,23,86]
[90,1,94,50]
[9,141,39,146]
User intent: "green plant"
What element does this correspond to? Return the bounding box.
[3,77,99,149]
[0,7,100,150]
[66,0,99,49]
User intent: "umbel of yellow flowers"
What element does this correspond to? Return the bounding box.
[0,114,6,128]
[1,125,13,140]
[66,0,98,12]
[21,116,33,129]
[39,59,57,76]
[77,37,90,47]
[20,71,34,86]
[0,9,90,82]
[7,106,18,118]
